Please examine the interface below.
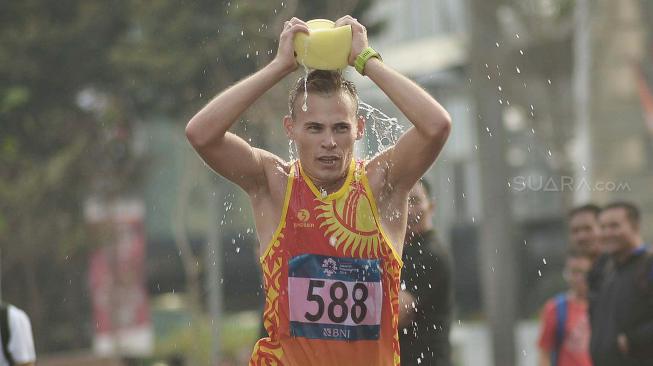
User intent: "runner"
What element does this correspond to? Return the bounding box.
[186,15,451,366]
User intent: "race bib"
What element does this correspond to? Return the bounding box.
[288,254,383,341]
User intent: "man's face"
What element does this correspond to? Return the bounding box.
[284,91,363,186]
[564,256,591,296]
[599,207,639,256]
[569,211,601,257]
[407,182,432,234]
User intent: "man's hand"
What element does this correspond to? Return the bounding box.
[398,290,417,328]
[617,333,630,355]
[334,15,369,66]
[273,17,309,73]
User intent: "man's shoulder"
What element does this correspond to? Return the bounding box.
[541,297,561,319]
[7,305,31,325]
[255,153,291,195]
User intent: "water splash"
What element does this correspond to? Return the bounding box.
[301,38,310,112]
[288,139,297,161]
[302,66,309,112]
[358,101,404,158]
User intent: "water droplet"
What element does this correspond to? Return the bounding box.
[516,66,521,74]
[542,258,547,264]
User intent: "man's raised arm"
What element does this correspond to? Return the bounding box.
[335,17,452,192]
[185,18,308,193]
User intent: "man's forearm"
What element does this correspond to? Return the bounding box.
[364,58,451,137]
[186,60,293,147]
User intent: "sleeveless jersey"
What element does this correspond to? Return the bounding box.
[250,159,404,366]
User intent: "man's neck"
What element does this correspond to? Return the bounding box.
[312,173,348,194]
[302,160,351,194]
[615,240,644,264]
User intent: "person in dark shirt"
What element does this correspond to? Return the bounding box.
[590,201,653,366]
[399,179,453,366]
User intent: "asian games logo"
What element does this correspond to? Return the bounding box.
[322,257,337,277]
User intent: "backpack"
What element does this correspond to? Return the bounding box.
[0,303,15,366]
[551,293,568,366]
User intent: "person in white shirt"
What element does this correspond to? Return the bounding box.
[0,303,35,366]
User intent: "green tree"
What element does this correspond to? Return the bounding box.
[0,0,143,352]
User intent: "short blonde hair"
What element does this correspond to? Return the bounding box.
[288,70,359,118]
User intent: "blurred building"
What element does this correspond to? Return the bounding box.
[356,0,652,315]
[355,0,570,319]
[587,0,653,240]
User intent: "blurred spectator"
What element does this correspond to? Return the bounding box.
[590,202,653,366]
[399,179,453,366]
[537,250,592,366]
[0,302,36,366]
[568,204,602,260]
[568,204,609,310]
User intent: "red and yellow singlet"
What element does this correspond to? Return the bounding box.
[250,159,403,366]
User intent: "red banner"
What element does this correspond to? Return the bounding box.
[86,199,153,357]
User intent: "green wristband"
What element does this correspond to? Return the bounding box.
[354,47,382,75]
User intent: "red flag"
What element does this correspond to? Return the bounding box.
[636,63,653,136]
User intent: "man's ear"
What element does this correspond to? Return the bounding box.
[283,115,294,139]
[355,115,365,140]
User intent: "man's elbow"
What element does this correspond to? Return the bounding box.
[185,119,207,148]
[424,113,452,141]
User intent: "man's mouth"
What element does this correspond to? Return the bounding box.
[317,156,340,165]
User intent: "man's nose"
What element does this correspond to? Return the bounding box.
[321,133,337,149]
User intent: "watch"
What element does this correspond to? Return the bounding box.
[354,47,382,75]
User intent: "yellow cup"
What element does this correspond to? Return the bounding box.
[293,19,352,70]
